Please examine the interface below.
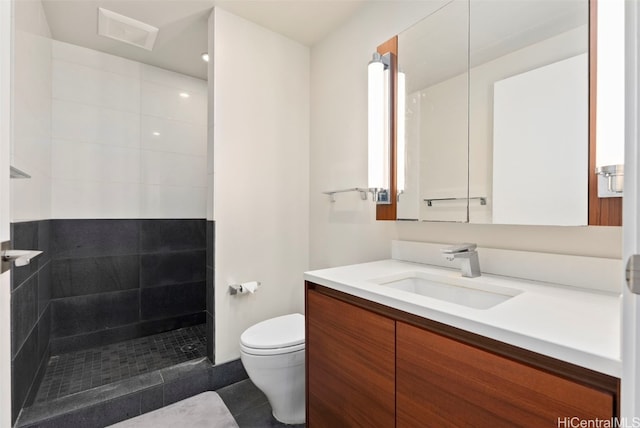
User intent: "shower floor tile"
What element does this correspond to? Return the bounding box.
[33,324,207,404]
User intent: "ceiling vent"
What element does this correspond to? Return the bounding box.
[97,8,159,51]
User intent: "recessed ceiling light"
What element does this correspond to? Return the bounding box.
[179,92,190,98]
[152,131,161,136]
[201,53,209,63]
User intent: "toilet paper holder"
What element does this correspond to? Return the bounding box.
[229,281,261,295]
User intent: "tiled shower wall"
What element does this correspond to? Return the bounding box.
[45,40,210,355]
[206,221,214,361]
[50,40,207,219]
[10,220,52,421]
[10,218,208,420]
[49,219,206,354]
[10,13,212,425]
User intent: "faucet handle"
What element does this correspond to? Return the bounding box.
[441,243,477,254]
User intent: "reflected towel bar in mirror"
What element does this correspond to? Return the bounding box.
[424,197,487,207]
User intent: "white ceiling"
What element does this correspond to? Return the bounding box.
[41,0,368,80]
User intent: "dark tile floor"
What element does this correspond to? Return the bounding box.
[217,379,306,428]
[34,324,206,404]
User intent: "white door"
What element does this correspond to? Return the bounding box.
[0,0,13,426]
[623,0,640,419]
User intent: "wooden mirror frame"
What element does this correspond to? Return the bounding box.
[376,36,398,221]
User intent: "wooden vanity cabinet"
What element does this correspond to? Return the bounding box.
[306,282,620,428]
[306,287,395,427]
[397,322,615,427]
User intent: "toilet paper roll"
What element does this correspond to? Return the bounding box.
[241,281,260,294]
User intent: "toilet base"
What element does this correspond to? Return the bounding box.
[272,410,305,425]
[268,382,305,425]
[240,349,306,425]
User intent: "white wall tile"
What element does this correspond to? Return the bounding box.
[140,115,205,155]
[141,80,206,124]
[49,43,208,220]
[141,64,207,95]
[11,2,52,223]
[53,99,140,148]
[140,185,207,218]
[12,32,52,155]
[51,179,140,218]
[53,40,141,78]
[14,33,52,112]
[12,137,51,180]
[13,99,51,176]
[11,172,51,222]
[52,139,140,183]
[53,60,140,113]
[141,150,206,187]
[13,94,41,143]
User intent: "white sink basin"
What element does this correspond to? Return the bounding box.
[373,272,522,309]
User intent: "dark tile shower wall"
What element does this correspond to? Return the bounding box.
[10,220,52,424]
[206,221,214,361]
[49,219,206,354]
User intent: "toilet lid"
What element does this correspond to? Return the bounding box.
[240,313,305,350]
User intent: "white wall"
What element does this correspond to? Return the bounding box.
[10,0,52,222]
[51,41,207,219]
[310,1,449,269]
[210,8,310,363]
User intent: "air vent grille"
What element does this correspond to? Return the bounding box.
[97,7,158,51]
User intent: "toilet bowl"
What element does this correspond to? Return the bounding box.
[239,313,305,424]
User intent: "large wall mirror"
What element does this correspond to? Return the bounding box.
[395,0,619,226]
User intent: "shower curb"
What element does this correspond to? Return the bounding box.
[14,358,247,428]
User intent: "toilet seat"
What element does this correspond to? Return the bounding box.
[240,341,304,356]
[240,313,305,356]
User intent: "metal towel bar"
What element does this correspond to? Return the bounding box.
[323,188,370,203]
[424,197,487,207]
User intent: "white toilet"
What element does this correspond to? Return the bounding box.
[239,313,305,425]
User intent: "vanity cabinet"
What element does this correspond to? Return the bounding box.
[396,322,614,427]
[305,282,619,427]
[306,288,395,427]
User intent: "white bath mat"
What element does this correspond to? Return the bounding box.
[108,391,239,428]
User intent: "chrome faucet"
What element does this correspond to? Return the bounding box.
[441,243,481,278]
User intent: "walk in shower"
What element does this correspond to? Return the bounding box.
[10,1,216,425]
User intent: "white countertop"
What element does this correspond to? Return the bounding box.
[304,259,622,378]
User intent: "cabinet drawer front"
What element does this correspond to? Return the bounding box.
[307,290,395,427]
[396,321,614,428]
